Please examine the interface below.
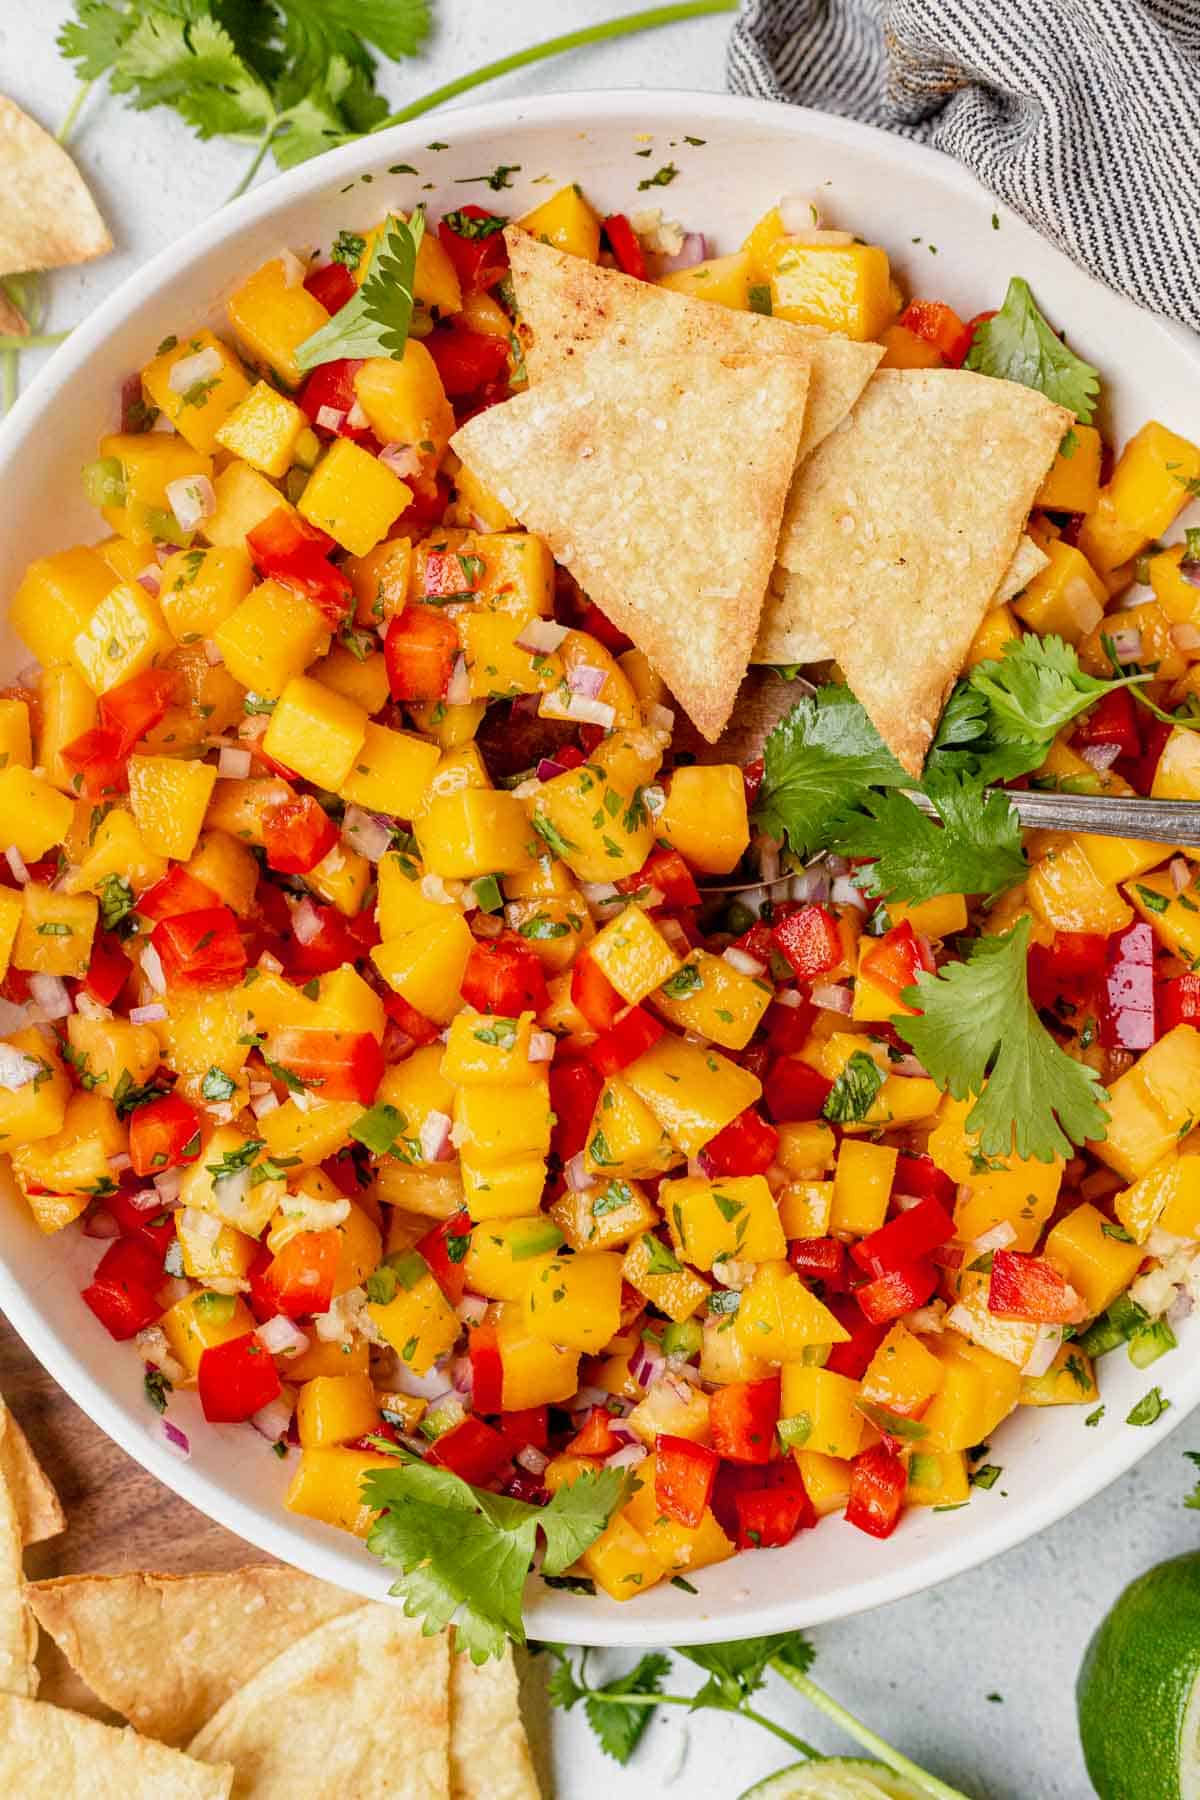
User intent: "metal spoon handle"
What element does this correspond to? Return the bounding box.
[905,787,1200,845]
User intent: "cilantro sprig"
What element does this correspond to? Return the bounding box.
[895,915,1109,1162]
[965,276,1101,423]
[295,211,424,371]
[830,774,1027,907]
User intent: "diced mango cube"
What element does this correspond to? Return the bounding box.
[370,911,474,1025]
[127,754,217,860]
[12,885,96,978]
[659,765,749,874]
[517,186,601,262]
[227,258,331,388]
[779,1364,864,1461]
[214,379,308,477]
[0,767,73,861]
[70,581,174,695]
[141,328,252,450]
[298,439,411,558]
[262,675,367,790]
[10,547,113,667]
[768,239,893,340]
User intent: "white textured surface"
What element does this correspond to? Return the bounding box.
[3,9,1197,1797]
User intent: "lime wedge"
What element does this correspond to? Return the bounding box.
[738,1758,930,1800]
[1077,1552,1200,1798]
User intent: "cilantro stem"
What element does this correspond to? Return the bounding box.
[769,1658,972,1800]
[371,1,739,129]
[578,1686,821,1757]
[56,77,96,146]
[1,351,15,417]
[0,331,72,352]
[227,124,281,203]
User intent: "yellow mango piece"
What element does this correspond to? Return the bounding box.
[1027,840,1132,936]
[1159,1155,1200,1238]
[517,186,601,262]
[126,754,217,861]
[492,1300,580,1409]
[1043,1199,1144,1315]
[734,1259,850,1362]
[878,323,942,370]
[920,1332,1022,1452]
[214,578,333,701]
[549,1177,658,1253]
[454,1077,551,1166]
[160,1292,255,1382]
[442,1008,534,1085]
[584,1075,682,1181]
[259,1099,362,1169]
[624,1459,735,1576]
[1150,543,1200,626]
[860,1323,945,1417]
[298,438,411,558]
[1113,1152,1196,1243]
[214,382,306,480]
[284,1445,396,1536]
[353,344,454,459]
[659,764,749,874]
[296,1373,381,1449]
[95,432,213,545]
[0,698,31,774]
[415,788,535,879]
[37,665,96,793]
[186,830,258,917]
[775,1120,837,1177]
[768,239,893,340]
[70,581,174,696]
[1012,539,1106,644]
[659,250,751,309]
[588,906,681,1005]
[262,675,367,791]
[310,641,390,715]
[306,838,370,917]
[338,722,438,819]
[177,1215,257,1286]
[531,765,655,882]
[907,1449,970,1507]
[202,462,295,548]
[622,1231,710,1322]
[371,912,473,1024]
[666,1173,786,1270]
[1079,599,1186,685]
[0,767,73,862]
[0,1029,69,1150]
[459,1154,547,1220]
[1078,420,1200,574]
[452,459,516,532]
[12,884,96,978]
[1035,423,1103,513]
[141,328,252,450]
[779,1364,864,1462]
[794,1448,853,1516]
[625,1035,762,1158]
[777,1180,834,1238]
[372,1052,455,1168]
[461,1215,562,1301]
[227,257,330,388]
[947,1268,1041,1368]
[0,890,21,980]
[831,1140,897,1236]
[1019,1343,1098,1407]
[578,1510,669,1601]
[649,949,772,1050]
[11,547,114,668]
[523,1250,623,1353]
[964,602,1020,671]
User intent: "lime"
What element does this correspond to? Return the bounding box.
[1077,1552,1200,1798]
[738,1759,929,1799]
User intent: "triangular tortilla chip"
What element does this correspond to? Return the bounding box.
[0,96,111,277]
[0,1693,232,1797]
[0,1434,36,1700]
[29,1567,360,1746]
[188,1606,449,1799]
[994,532,1050,605]
[759,368,1071,773]
[449,1643,540,1800]
[0,1399,64,1546]
[452,349,810,742]
[507,229,879,463]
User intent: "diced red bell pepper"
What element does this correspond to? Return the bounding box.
[763,1055,833,1123]
[708,1375,781,1465]
[988,1248,1087,1323]
[732,921,776,967]
[568,1404,625,1459]
[384,605,460,702]
[246,508,352,626]
[297,357,366,437]
[587,1005,664,1077]
[136,865,220,924]
[1161,972,1200,1033]
[151,905,245,989]
[742,756,765,809]
[734,1462,817,1550]
[129,1093,202,1177]
[197,1331,282,1423]
[382,990,442,1045]
[1027,929,1108,1013]
[265,1028,384,1104]
[1075,686,1141,760]
[549,1058,604,1162]
[257,1229,342,1321]
[574,599,632,655]
[787,1237,847,1287]
[850,1195,956,1276]
[100,668,180,755]
[60,726,127,799]
[84,932,132,1006]
[437,207,509,292]
[460,934,549,1016]
[892,1150,955,1208]
[1120,715,1172,796]
[860,919,935,1005]
[855,1256,939,1325]
[602,212,646,280]
[426,1414,511,1485]
[771,905,843,981]
[283,903,360,977]
[763,995,817,1056]
[570,952,624,1032]
[422,548,483,602]
[106,1188,177,1258]
[426,321,510,397]
[1098,919,1157,1052]
[845,1443,907,1539]
[81,1236,165,1341]
[416,1211,473,1307]
[468,1323,504,1414]
[304,262,357,314]
[262,794,338,876]
[699,1106,779,1178]
[496,1406,550,1452]
[655,1433,719,1528]
[896,299,974,366]
[615,846,700,909]
[823,1293,889,1380]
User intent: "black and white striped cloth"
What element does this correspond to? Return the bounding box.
[726,0,1200,333]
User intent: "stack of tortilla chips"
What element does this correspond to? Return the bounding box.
[0,94,111,336]
[0,1395,540,1799]
[453,232,1069,775]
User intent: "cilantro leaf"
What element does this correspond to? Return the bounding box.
[965,276,1100,423]
[295,210,424,370]
[58,1,136,78]
[1127,1386,1171,1427]
[1184,1451,1200,1510]
[829,774,1027,906]
[822,1050,885,1124]
[584,1654,671,1764]
[969,634,1146,760]
[895,915,1109,1162]
[753,684,909,857]
[110,11,277,139]
[363,1461,629,1661]
[679,1631,815,1710]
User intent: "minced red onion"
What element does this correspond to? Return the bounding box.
[379,442,423,480]
[1079,741,1122,773]
[154,540,183,565]
[605,1442,649,1470]
[136,563,162,597]
[455,1292,488,1329]
[473,911,504,940]
[277,248,305,288]
[527,1031,556,1063]
[1180,559,1200,590]
[792,866,831,903]
[203,639,224,666]
[564,1151,595,1192]
[218,746,252,779]
[82,1208,120,1239]
[445,653,471,706]
[180,1206,222,1245]
[1023,1324,1064,1379]
[811,982,852,1014]
[125,1186,163,1214]
[758,840,781,885]
[657,231,707,272]
[1107,627,1143,663]
[107,1151,132,1173]
[29,974,71,1019]
[642,785,666,819]
[628,1337,666,1388]
[257,1315,310,1357]
[251,1090,281,1120]
[773,987,804,1010]
[1171,856,1191,893]
[567,663,607,699]
[157,1417,191,1460]
[346,399,370,430]
[890,1054,929,1079]
[419,1109,454,1163]
[970,1219,1017,1255]
[778,192,823,233]
[646,703,675,734]
[252,1394,295,1443]
[166,473,215,533]
[562,693,616,729]
[1172,623,1200,653]
[167,345,223,395]
[0,1044,43,1091]
[831,874,868,911]
[153,1167,182,1206]
[316,404,346,432]
[536,757,567,782]
[4,846,29,885]
[1168,1288,1195,1326]
[723,945,765,978]
[420,872,462,906]
[515,617,570,655]
[342,805,391,862]
[291,898,323,946]
[129,1001,167,1024]
[515,1443,549,1476]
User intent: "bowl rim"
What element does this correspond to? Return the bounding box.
[1,85,1197,1647]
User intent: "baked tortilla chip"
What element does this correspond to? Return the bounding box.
[449,1641,540,1800]
[453,349,809,741]
[759,368,1070,773]
[188,1605,448,1798]
[994,532,1050,605]
[29,1567,360,1746]
[0,1693,232,1797]
[0,289,27,336]
[0,95,111,277]
[0,1399,64,1546]
[0,1434,36,1699]
[507,229,878,462]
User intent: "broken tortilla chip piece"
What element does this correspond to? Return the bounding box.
[29,1566,361,1747]
[758,368,1071,773]
[452,348,810,743]
[993,532,1050,605]
[0,1432,36,1699]
[0,1693,232,1797]
[188,1605,449,1799]
[506,229,879,463]
[0,95,111,277]
[449,1641,540,1800]
[0,1399,64,1547]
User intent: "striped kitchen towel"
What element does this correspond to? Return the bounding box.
[726,0,1200,333]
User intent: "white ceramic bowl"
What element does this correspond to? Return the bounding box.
[2,90,1198,1648]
